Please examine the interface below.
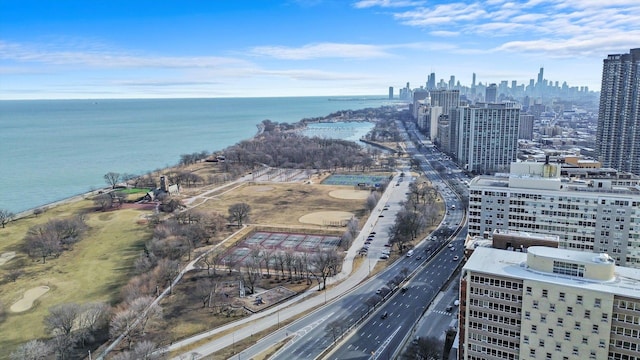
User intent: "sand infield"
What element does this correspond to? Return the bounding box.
[298,211,354,226]
[10,286,51,313]
[328,189,370,200]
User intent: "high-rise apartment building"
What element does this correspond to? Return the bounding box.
[450,102,520,174]
[429,89,460,116]
[519,114,534,140]
[596,48,640,176]
[467,161,640,268]
[388,86,393,100]
[459,246,640,360]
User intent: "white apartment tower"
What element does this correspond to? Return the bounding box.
[596,48,640,176]
[468,162,640,268]
[451,102,520,174]
[460,246,640,360]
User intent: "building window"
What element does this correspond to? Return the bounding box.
[564,331,571,340]
[524,335,529,344]
[602,313,608,322]
[550,304,556,312]
[553,260,585,277]
[548,328,554,337]
[539,339,545,347]
[590,351,597,359]
[542,289,548,298]
[546,353,552,360]
[567,307,573,315]
[582,336,588,344]
[599,339,606,348]
[532,325,537,333]
[557,318,564,326]
[526,286,532,295]
[559,292,566,301]
[541,314,547,323]
[525,311,531,320]
[556,343,562,351]
[533,300,539,309]
[585,310,590,319]
[573,347,579,355]
[592,324,599,334]
[575,321,581,330]
[595,298,601,308]
[577,295,583,304]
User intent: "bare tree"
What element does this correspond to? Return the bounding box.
[153,259,180,294]
[94,193,113,211]
[310,249,341,291]
[45,303,80,337]
[112,340,166,360]
[261,247,275,277]
[24,225,60,263]
[228,202,251,227]
[10,340,52,360]
[242,258,261,294]
[104,172,121,189]
[0,209,14,228]
[76,302,111,347]
[194,278,214,308]
[110,308,138,350]
[403,336,444,360]
[326,319,345,342]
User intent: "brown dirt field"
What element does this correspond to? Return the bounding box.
[298,211,355,226]
[196,182,368,228]
[328,189,370,200]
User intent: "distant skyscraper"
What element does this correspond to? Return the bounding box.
[596,48,640,175]
[449,75,455,90]
[388,86,393,100]
[537,67,544,86]
[427,73,436,90]
[485,83,497,103]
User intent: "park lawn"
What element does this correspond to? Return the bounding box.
[198,182,368,228]
[0,204,151,357]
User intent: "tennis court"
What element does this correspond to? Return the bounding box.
[321,174,389,187]
[221,231,342,265]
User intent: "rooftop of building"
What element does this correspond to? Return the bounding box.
[463,247,640,298]
[469,172,640,195]
[493,229,559,242]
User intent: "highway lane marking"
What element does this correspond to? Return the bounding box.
[369,326,402,360]
[270,311,335,359]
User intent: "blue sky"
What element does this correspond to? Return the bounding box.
[1,0,638,99]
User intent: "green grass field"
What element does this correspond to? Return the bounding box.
[0,200,152,357]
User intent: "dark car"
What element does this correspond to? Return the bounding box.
[381,311,388,319]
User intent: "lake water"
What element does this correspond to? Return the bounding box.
[0,96,394,213]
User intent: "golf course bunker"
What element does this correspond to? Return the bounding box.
[10,286,50,313]
[299,211,354,226]
[0,251,16,266]
[328,189,370,200]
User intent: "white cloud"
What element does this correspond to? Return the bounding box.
[357,0,639,59]
[249,42,394,60]
[0,40,252,69]
[352,0,426,9]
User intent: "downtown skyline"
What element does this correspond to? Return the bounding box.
[1,0,639,100]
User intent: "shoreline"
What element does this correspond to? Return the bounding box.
[8,119,376,223]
